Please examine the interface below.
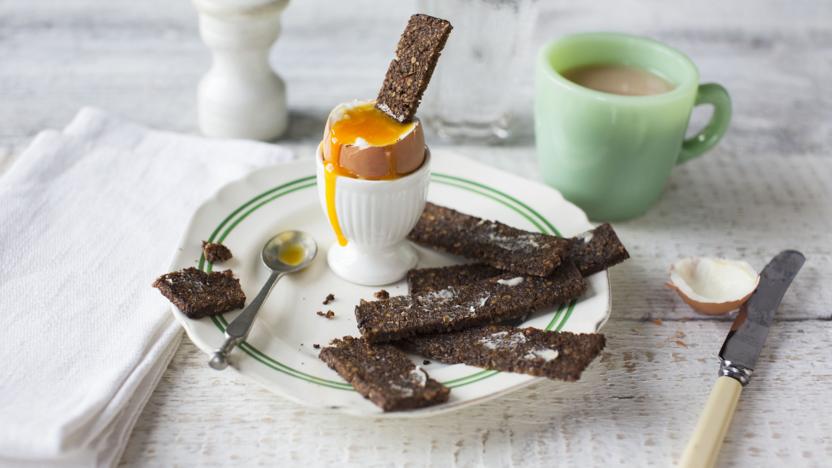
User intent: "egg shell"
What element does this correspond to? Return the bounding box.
[666,257,760,316]
[322,116,426,180]
[665,281,757,315]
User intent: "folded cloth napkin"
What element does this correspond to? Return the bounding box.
[0,108,294,467]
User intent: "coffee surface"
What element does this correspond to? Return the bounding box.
[561,64,674,96]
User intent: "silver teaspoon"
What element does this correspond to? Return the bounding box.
[209,230,317,370]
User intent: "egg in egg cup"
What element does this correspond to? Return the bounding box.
[316,101,430,286]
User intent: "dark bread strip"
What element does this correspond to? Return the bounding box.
[407,263,502,294]
[408,203,571,277]
[407,224,629,294]
[401,325,606,381]
[319,336,449,412]
[152,267,245,319]
[356,263,585,343]
[567,223,629,276]
[376,14,452,123]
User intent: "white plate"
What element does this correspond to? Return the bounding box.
[169,150,610,417]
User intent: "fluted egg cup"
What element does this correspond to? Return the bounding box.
[315,144,431,286]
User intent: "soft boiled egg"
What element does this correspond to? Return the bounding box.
[320,100,427,247]
[322,100,426,180]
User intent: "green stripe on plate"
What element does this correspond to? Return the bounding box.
[431,173,562,237]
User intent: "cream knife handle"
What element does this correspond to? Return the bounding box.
[678,376,743,468]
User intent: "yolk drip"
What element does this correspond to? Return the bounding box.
[324,102,414,246]
[279,244,305,266]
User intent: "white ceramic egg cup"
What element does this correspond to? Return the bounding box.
[315,147,431,286]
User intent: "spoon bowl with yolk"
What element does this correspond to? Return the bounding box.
[262,230,318,273]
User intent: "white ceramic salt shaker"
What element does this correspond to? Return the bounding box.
[193,0,290,141]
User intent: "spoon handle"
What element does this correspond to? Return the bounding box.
[209,270,283,370]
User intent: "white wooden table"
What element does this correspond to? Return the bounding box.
[2,0,831,466]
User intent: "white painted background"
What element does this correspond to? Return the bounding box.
[1,0,830,466]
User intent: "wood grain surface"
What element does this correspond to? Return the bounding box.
[1,0,830,466]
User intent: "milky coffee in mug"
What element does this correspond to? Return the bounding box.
[534,33,731,221]
[561,64,675,96]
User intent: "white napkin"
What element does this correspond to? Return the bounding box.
[0,108,294,467]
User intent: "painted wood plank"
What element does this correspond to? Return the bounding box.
[118,319,832,467]
[1,0,830,154]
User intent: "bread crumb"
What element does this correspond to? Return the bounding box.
[201,241,233,264]
[317,310,335,319]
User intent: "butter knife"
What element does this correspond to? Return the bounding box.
[678,250,805,468]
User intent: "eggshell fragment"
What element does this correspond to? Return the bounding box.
[667,257,760,315]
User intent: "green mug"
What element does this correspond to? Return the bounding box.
[534,33,731,221]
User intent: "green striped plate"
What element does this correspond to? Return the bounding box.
[168,150,610,417]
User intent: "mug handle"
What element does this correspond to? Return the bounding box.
[677,83,732,165]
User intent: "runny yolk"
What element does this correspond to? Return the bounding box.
[279,244,305,266]
[324,102,415,246]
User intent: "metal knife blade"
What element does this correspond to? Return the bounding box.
[718,250,805,385]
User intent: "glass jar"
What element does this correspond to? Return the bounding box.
[417,0,537,143]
